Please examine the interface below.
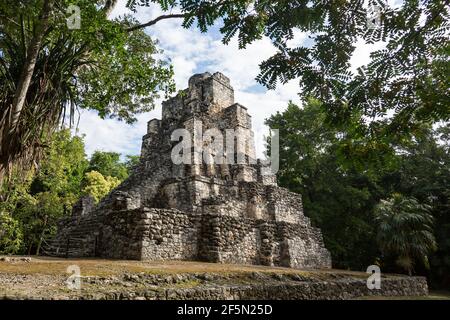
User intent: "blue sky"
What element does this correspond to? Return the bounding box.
[75,0,391,160]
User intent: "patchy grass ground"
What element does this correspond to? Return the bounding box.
[357,291,450,300]
[0,256,440,300]
[0,256,365,277]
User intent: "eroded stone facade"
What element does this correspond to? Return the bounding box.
[46,72,331,269]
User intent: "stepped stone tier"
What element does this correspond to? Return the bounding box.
[46,72,332,269]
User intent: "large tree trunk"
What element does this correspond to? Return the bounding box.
[36,216,48,256]
[0,0,52,184]
[9,0,52,132]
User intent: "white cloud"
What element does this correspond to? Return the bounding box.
[74,110,144,157]
[350,38,387,73]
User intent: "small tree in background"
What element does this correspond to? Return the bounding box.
[15,192,65,255]
[0,212,23,254]
[0,129,137,255]
[87,151,129,181]
[375,194,437,275]
[124,155,140,173]
[82,171,121,202]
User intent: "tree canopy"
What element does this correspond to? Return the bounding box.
[266,99,450,288]
[375,193,437,275]
[87,151,129,181]
[0,129,137,255]
[0,0,174,183]
[127,0,449,155]
[82,170,121,202]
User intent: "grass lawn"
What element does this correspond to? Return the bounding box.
[358,291,450,300]
[0,256,441,300]
[0,256,365,277]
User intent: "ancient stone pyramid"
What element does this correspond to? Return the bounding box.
[46,72,331,269]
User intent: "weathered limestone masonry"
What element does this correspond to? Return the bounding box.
[46,72,332,269]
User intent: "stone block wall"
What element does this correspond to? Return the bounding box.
[100,209,144,259]
[201,72,234,112]
[223,103,251,129]
[275,223,332,268]
[76,206,331,270]
[199,214,262,265]
[140,209,201,261]
[267,186,304,224]
[196,213,331,268]
[99,208,202,261]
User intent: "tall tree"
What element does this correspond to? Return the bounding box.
[30,129,88,199]
[374,194,437,276]
[384,125,450,287]
[9,0,52,132]
[0,0,174,184]
[0,211,23,254]
[81,170,121,202]
[87,151,129,181]
[0,128,140,255]
[267,99,449,285]
[266,99,383,269]
[9,129,89,254]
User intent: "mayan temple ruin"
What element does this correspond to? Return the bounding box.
[46,72,332,269]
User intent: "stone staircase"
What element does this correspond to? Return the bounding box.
[42,215,102,258]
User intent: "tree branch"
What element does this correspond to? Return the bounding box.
[126,13,186,32]
[9,0,52,132]
[126,0,231,32]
